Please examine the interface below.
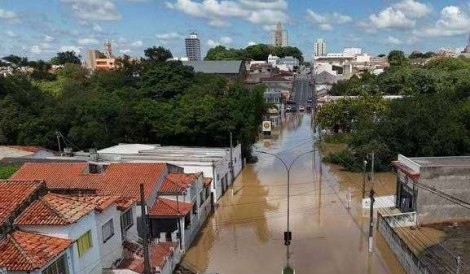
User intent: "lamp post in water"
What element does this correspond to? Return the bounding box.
[257,149,314,272]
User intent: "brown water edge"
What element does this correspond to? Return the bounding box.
[182,114,405,274]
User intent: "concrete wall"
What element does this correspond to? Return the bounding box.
[416,166,470,224]
[96,205,123,269]
[19,212,102,274]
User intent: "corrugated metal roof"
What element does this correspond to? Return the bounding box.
[182,60,243,74]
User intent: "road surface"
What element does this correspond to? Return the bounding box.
[182,113,404,274]
[292,74,314,108]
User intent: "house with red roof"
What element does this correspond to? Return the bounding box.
[9,162,195,274]
[0,179,138,274]
[149,172,212,251]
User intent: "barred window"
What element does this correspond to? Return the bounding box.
[42,255,68,274]
[121,209,133,231]
[102,219,114,243]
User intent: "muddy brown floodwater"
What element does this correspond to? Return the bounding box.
[182,114,405,274]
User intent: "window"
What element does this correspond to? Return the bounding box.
[42,255,68,274]
[199,191,204,206]
[77,231,92,257]
[120,209,133,231]
[192,203,197,215]
[102,219,114,243]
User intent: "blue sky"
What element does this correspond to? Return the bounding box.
[1,0,470,60]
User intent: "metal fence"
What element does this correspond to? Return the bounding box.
[378,212,431,274]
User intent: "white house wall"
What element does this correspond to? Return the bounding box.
[18,212,102,274]
[96,205,123,269]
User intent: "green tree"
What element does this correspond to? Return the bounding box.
[387,50,408,67]
[144,46,173,62]
[50,51,81,65]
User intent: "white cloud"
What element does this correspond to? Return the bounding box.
[207,36,233,47]
[93,24,103,32]
[166,0,288,28]
[207,39,218,47]
[306,9,327,24]
[247,41,257,46]
[5,30,17,37]
[131,40,143,47]
[220,36,232,44]
[419,6,470,37]
[44,35,54,42]
[319,24,333,31]
[120,49,132,54]
[387,35,402,45]
[61,0,121,21]
[155,32,184,40]
[60,45,82,54]
[41,43,52,49]
[393,0,432,19]
[209,19,231,27]
[0,8,19,23]
[370,7,415,30]
[78,37,100,46]
[306,9,351,30]
[31,45,42,55]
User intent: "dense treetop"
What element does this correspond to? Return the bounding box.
[318,53,470,171]
[0,48,267,161]
[205,44,304,63]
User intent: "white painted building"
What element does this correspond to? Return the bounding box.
[95,144,243,201]
[314,39,327,57]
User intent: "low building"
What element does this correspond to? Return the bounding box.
[0,179,138,274]
[94,144,243,202]
[149,173,212,251]
[182,60,246,81]
[392,154,470,224]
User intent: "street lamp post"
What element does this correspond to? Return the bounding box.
[257,149,314,269]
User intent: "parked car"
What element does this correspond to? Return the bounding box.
[286,106,292,111]
[299,106,305,111]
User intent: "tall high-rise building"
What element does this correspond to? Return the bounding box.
[270,22,288,47]
[465,33,470,53]
[314,39,327,56]
[185,32,201,61]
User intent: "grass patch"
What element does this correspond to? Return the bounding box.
[0,165,21,179]
[322,133,353,144]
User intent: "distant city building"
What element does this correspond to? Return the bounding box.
[185,32,201,61]
[465,33,470,53]
[343,47,362,56]
[267,54,280,67]
[270,22,288,47]
[314,39,327,57]
[167,56,189,61]
[182,60,247,81]
[86,41,116,71]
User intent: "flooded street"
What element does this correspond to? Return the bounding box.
[182,114,404,274]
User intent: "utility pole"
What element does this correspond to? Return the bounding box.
[368,153,375,253]
[55,131,62,155]
[362,160,367,199]
[457,256,461,274]
[229,132,235,186]
[140,184,151,274]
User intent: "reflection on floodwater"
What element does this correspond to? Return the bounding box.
[182,113,405,274]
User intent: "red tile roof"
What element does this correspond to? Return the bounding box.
[0,230,72,271]
[0,180,45,226]
[11,162,167,201]
[149,198,192,217]
[115,197,137,211]
[14,193,96,226]
[119,241,178,271]
[203,177,212,186]
[160,173,198,193]
[65,195,120,212]
[0,145,46,153]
